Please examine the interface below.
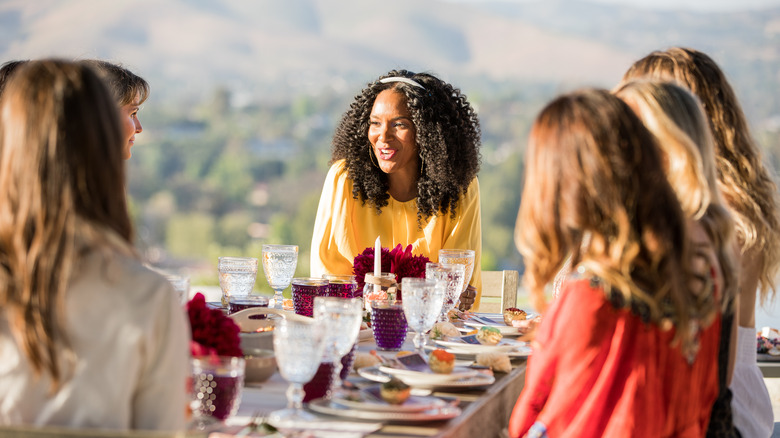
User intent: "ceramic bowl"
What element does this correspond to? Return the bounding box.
[243,348,276,383]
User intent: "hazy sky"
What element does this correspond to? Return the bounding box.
[587,0,780,10]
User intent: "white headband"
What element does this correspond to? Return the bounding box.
[379,77,426,90]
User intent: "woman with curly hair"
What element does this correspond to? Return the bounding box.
[623,47,780,437]
[0,60,188,430]
[82,59,149,160]
[509,89,719,437]
[310,69,483,310]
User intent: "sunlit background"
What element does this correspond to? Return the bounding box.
[2,0,779,325]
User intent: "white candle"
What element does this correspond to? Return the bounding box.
[374,236,381,293]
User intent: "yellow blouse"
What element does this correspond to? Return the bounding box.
[310,159,483,308]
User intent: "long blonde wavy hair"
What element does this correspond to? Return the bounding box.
[614,80,738,311]
[623,47,780,304]
[0,60,133,390]
[515,89,701,348]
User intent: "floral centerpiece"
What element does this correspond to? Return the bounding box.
[353,243,430,300]
[187,292,243,358]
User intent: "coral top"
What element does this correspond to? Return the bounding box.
[310,159,483,305]
[509,278,719,438]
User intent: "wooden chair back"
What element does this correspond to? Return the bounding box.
[478,270,520,313]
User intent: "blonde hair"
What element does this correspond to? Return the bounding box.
[515,89,703,349]
[0,60,133,390]
[615,80,738,310]
[623,47,780,304]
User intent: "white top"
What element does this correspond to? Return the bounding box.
[0,240,190,431]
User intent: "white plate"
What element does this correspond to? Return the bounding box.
[463,321,523,336]
[308,398,461,422]
[358,328,374,341]
[378,365,478,385]
[330,389,450,412]
[357,366,495,389]
[425,344,533,360]
[435,338,525,354]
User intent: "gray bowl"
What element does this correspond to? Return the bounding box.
[243,348,276,383]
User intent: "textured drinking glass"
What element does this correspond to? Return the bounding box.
[438,249,475,308]
[269,318,326,426]
[425,263,466,322]
[218,257,259,307]
[228,294,269,319]
[190,356,245,425]
[370,300,408,351]
[314,297,363,393]
[262,244,298,310]
[164,273,190,305]
[291,277,329,317]
[323,274,359,299]
[401,278,445,355]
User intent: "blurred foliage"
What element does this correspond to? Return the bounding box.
[127,80,780,293]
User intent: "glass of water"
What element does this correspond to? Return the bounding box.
[262,244,298,310]
[313,297,363,393]
[438,249,475,310]
[268,317,326,427]
[425,262,465,322]
[401,277,445,355]
[218,257,259,307]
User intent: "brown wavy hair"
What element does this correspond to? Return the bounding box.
[515,89,700,348]
[623,47,780,304]
[615,80,738,311]
[331,69,481,222]
[0,60,133,390]
[81,59,150,106]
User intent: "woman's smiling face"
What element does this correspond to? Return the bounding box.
[368,89,419,179]
[120,93,143,160]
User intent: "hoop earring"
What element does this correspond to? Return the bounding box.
[419,152,425,176]
[368,145,380,168]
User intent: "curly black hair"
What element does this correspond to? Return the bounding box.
[331,69,481,223]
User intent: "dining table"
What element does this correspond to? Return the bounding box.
[210,312,529,438]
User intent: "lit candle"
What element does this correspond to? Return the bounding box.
[374,236,381,293]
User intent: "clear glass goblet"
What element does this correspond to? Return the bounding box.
[261,244,298,310]
[218,256,259,307]
[313,297,363,395]
[437,249,475,310]
[401,277,445,356]
[268,317,326,427]
[425,262,465,322]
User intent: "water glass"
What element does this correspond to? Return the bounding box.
[190,356,245,424]
[323,274,360,299]
[261,244,298,310]
[314,297,363,393]
[228,294,269,319]
[425,263,466,322]
[268,318,326,427]
[218,257,259,307]
[291,277,329,317]
[370,300,408,351]
[401,278,445,355]
[164,273,190,305]
[438,249,475,307]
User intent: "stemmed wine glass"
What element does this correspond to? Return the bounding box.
[268,317,326,427]
[401,278,445,355]
[261,244,298,310]
[438,249,475,310]
[425,263,466,322]
[313,297,363,394]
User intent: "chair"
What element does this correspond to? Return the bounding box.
[478,270,520,314]
[0,426,206,438]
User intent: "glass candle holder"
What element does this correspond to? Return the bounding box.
[191,356,245,423]
[228,294,270,319]
[323,274,360,299]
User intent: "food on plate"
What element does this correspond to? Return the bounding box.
[429,321,460,340]
[380,378,411,405]
[476,326,503,345]
[503,307,528,326]
[352,352,382,370]
[428,348,456,374]
[476,352,512,373]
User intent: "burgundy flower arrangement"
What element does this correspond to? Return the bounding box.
[187,292,243,358]
[353,243,430,290]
